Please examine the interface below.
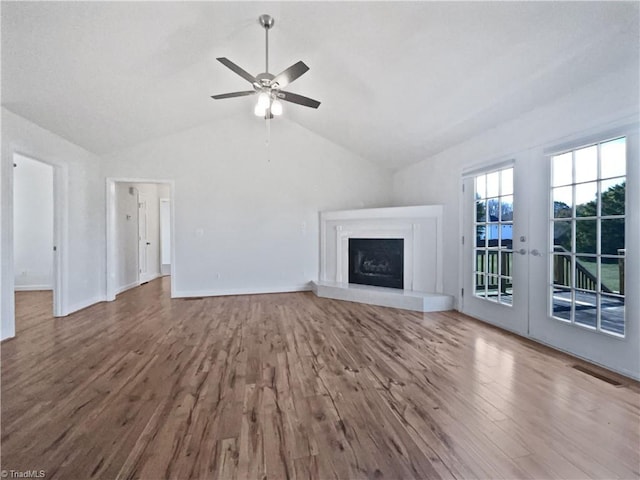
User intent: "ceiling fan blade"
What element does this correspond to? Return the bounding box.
[217,57,258,85]
[271,61,309,89]
[211,91,256,100]
[278,91,321,109]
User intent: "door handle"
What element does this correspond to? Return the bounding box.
[515,248,527,255]
[146,242,151,245]
[530,249,542,257]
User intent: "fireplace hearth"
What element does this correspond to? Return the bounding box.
[348,238,404,289]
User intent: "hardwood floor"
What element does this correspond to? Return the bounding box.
[2,278,639,480]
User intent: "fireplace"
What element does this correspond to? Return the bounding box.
[348,238,404,289]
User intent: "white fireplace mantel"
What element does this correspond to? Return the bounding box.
[319,205,444,293]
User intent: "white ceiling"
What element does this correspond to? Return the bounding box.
[2,1,638,170]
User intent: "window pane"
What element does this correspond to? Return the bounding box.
[553,186,573,218]
[475,274,486,297]
[476,175,486,199]
[501,251,513,276]
[487,198,500,222]
[486,172,500,198]
[500,277,513,305]
[600,294,625,336]
[601,257,623,294]
[601,138,626,179]
[574,290,597,329]
[575,145,598,183]
[476,226,486,247]
[575,182,597,217]
[476,199,486,222]
[600,218,625,255]
[575,256,597,292]
[601,178,625,216]
[575,219,597,254]
[502,168,513,195]
[500,224,513,248]
[475,250,486,273]
[487,275,499,300]
[552,254,572,287]
[487,252,499,274]
[549,138,626,336]
[552,152,572,186]
[501,196,513,221]
[553,221,572,252]
[552,287,572,321]
[487,224,499,246]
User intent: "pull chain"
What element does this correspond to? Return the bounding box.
[265,115,271,162]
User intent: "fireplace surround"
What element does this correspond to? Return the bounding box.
[314,205,452,312]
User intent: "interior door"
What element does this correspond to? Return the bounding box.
[461,161,530,336]
[138,193,150,283]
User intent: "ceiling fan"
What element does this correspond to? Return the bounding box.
[211,14,321,119]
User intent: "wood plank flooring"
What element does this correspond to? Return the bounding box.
[2,278,639,480]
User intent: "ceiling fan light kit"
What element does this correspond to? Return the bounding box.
[211,14,321,120]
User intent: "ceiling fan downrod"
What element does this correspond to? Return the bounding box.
[259,14,274,74]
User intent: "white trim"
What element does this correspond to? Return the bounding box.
[138,272,161,285]
[66,295,105,316]
[462,158,515,179]
[115,281,140,295]
[173,284,312,298]
[7,152,68,321]
[543,119,639,156]
[321,205,441,221]
[15,285,53,291]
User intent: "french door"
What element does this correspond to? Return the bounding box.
[461,162,530,336]
[462,130,639,378]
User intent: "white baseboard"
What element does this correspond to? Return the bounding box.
[15,285,53,291]
[65,295,106,317]
[172,283,312,299]
[116,281,140,295]
[139,273,161,284]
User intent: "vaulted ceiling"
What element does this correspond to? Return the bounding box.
[2,1,638,170]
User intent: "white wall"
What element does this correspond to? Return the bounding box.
[1,108,105,340]
[13,154,54,290]
[102,114,392,297]
[392,65,639,306]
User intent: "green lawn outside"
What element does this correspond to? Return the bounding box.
[579,258,623,294]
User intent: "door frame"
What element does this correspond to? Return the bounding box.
[4,152,67,339]
[105,178,175,301]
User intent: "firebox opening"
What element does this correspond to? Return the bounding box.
[348,238,404,289]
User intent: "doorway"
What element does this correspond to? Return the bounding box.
[461,129,639,378]
[12,154,59,330]
[106,179,174,299]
